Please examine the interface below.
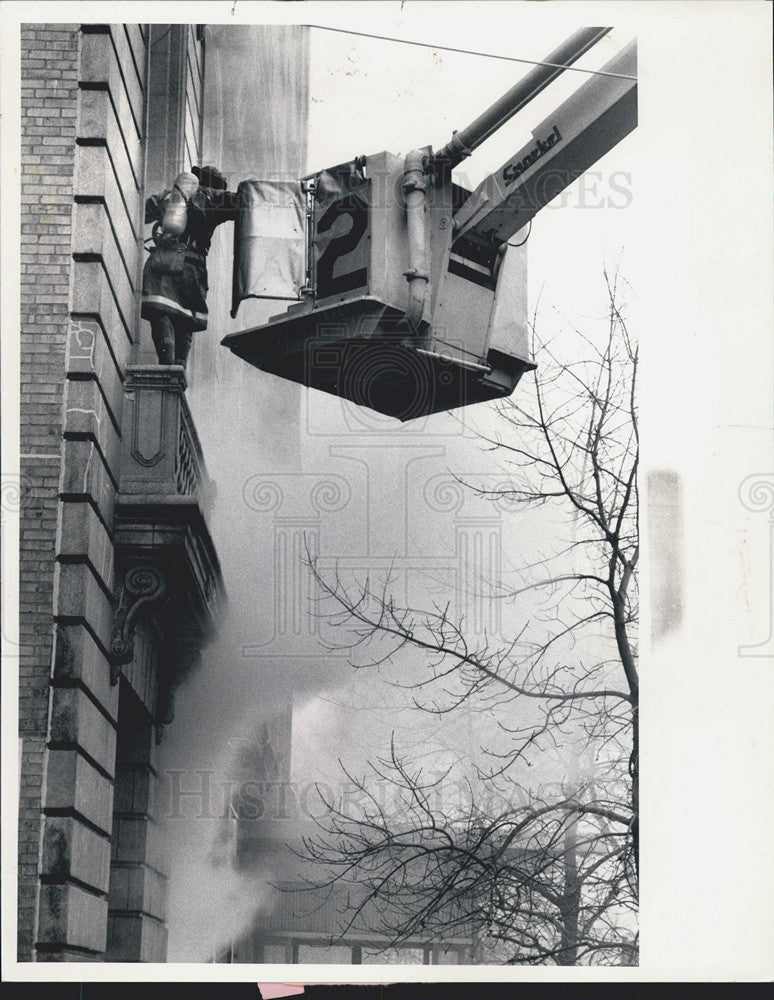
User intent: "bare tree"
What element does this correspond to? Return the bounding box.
[298,268,638,965]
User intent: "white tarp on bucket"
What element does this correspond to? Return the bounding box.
[231,178,306,316]
[487,240,530,362]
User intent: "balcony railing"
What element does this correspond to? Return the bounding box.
[119,365,208,502]
[110,364,224,706]
[175,401,202,497]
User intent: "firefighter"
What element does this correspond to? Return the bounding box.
[142,165,239,372]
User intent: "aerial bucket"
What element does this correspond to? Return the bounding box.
[222,30,637,421]
[223,152,534,421]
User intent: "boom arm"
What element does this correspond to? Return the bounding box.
[432,28,612,171]
[451,40,638,247]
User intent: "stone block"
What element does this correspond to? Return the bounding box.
[60,438,117,528]
[72,200,135,308]
[79,30,144,144]
[106,24,145,116]
[113,765,156,815]
[76,85,142,189]
[75,142,140,247]
[108,862,167,920]
[58,498,115,595]
[111,815,145,865]
[53,623,119,722]
[106,912,167,962]
[116,718,159,770]
[37,883,108,953]
[37,949,103,961]
[49,686,117,777]
[54,561,113,656]
[105,911,140,961]
[41,815,111,893]
[63,376,122,479]
[122,647,159,720]
[66,315,125,433]
[112,815,167,873]
[71,259,133,366]
[124,25,148,86]
[45,749,114,835]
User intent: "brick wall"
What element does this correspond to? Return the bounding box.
[19,22,153,961]
[19,22,211,963]
[18,22,81,962]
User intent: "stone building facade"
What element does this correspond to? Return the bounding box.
[18,23,223,962]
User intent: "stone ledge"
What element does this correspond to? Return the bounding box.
[36,949,103,962]
[113,495,222,617]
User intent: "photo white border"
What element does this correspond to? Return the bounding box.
[2,0,773,984]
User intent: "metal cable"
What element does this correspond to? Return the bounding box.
[304,24,636,81]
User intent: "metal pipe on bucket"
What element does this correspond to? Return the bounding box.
[402,147,431,330]
[432,27,611,170]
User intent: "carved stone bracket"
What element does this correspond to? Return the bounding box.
[154,638,203,744]
[110,564,168,683]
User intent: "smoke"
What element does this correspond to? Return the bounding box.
[161,743,273,961]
